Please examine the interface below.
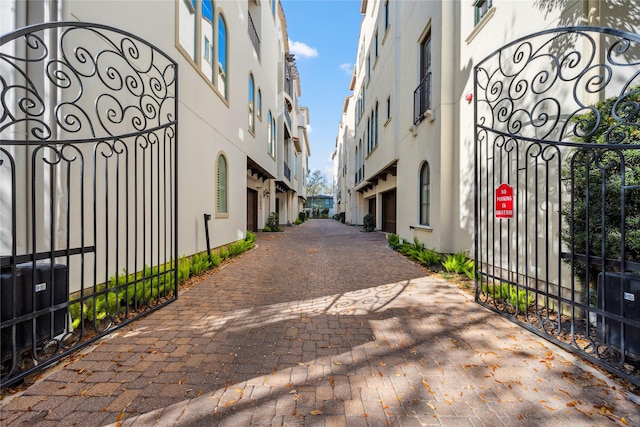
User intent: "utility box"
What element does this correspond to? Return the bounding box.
[1,263,69,362]
[597,272,640,357]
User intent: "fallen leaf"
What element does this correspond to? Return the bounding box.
[310,409,323,416]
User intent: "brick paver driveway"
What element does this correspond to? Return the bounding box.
[1,220,638,426]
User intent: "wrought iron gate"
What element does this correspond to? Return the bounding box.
[1,23,178,388]
[474,27,640,387]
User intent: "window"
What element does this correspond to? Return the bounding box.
[178,1,232,98]
[249,74,255,133]
[257,89,262,119]
[374,101,379,148]
[374,31,379,59]
[271,0,276,17]
[204,37,211,63]
[268,111,276,157]
[217,154,228,214]
[201,1,215,82]
[178,1,216,82]
[384,0,390,30]
[179,0,197,61]
[414,30,431,124]
[419,162,430,226]
[217,14,228,98]
[386,96,391,121]
[474,0,493,25]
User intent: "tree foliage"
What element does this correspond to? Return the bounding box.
[306,169,329,198]
[562,87,640,282]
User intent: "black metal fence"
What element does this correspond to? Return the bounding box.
[0,22,178,388]
[474,27,640,387]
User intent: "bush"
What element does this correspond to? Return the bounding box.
[363,214,375,232]
[335,212,345,223]
[416,248,441,266]
[482,282,534,312]
[209,252,222,267]
[562,87,640,282]
[190,252,211,275]
[294,218,302,225]
[298,211,307,222]
[178,256,191,282]
[266,212,281,232]
[442,252,474,275]
[386,233,400,248]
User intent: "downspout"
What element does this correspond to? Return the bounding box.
[440,0,456,252]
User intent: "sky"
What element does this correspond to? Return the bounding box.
[280,0,363,187]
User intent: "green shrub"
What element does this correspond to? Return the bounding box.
[413,237,425,252]
[563,87,640,283]
[363,214,375,232]
[386,233,400,248]
[266,212,280,231]
[218,247,230,260]
[228,240,248,257]
[294,218,302,225]
[416,248,441,266]
[482,282,534,312]
[191,252,211,275]
[209,252,222,267]
[245,230,256,244]
[442,252,474,274]
[178,256,191,283]
[263,225,272,232]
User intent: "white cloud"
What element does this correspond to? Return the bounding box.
[306,124,313,133]
[289,39,318,58]
[340,63,353,75]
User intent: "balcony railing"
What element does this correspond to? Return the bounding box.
[413,71,432,125]
[285,62,294,98]
[355,165,365,184]
[248,12,260,59]
[284,107,292,130]
[284,162,291,181]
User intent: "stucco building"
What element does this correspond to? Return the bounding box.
[333,0,638,256]
[1,0,310,275]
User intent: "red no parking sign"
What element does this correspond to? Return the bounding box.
[495,183,514,219]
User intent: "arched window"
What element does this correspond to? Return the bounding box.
[249,74,255,133]
[267,111,274,157]
[419,162,430,226]
[257,88,262,119]
[217,14,228,99]
[269,112,276,156]
[202,1,215,83]
[217,154,228,214]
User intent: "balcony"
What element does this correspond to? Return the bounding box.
[413,71,432,125]
[248,12,260,59]
[355,165,365,184]
[284,106,292,131]
[284,162,291,181]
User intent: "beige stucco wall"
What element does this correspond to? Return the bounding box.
[1,0,302,292]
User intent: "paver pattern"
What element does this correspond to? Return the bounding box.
[1,219,638,426]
